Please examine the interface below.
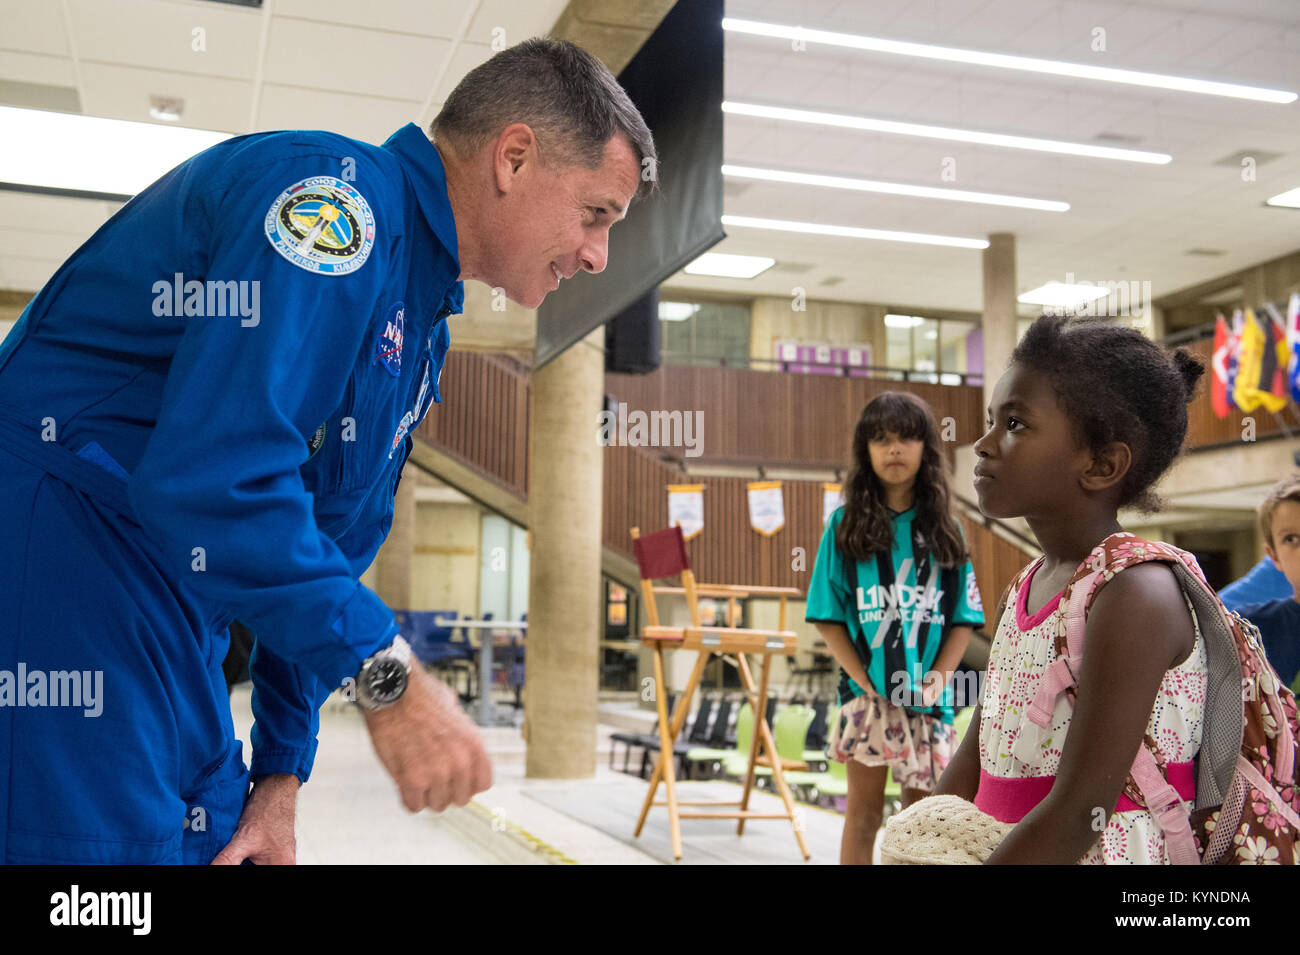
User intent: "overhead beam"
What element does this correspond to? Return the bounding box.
[549,0,679,73]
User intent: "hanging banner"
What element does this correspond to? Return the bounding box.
[667,483,705,540]
[747,480,785,536]
[822,482,844,524]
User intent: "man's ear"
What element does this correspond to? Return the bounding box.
[492,123,537,193]
[1264,543,1278,568]
[1080,440,1132,494]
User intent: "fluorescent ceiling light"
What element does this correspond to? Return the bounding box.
[683,252,775,279]
[1265,186,1300,208]
[0,106,230,197]
[1018,282,1113,309]
[658,302,700,321]
[722,17,1297,104]
[723,163,1069,211]
[885,314,926,328]
[723,101,1172,164]
[723,214,988,250]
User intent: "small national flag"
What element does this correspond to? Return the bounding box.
[1288,292,1300,404]
[1225,309,1243,408]
[1211,313,1231,418]
[1233,309,1266,413]
[1261,302,1292,412]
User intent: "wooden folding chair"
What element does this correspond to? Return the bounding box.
[629,525,810,861]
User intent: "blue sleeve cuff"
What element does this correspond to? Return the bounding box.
[310,583,399,689]
[250,745,318,786]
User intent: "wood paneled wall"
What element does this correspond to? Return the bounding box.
[605,364,986,469]
[416,350,530,497]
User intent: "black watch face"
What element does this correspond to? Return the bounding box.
[365,659,408,705]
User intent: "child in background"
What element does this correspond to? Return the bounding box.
[935,313,1206,864]
[807,392,984,865]
[1238,474,1300,692]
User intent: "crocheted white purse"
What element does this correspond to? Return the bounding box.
[880,795,1015,865]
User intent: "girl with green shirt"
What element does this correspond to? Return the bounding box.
[807,392,984,865]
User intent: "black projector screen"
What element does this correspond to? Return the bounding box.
[535,0,725,368]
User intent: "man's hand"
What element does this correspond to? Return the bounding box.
[363,665,492,813]
[211,773,300,865]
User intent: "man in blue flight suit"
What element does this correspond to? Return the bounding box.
[0,38,654,863]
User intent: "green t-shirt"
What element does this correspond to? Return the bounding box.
[806,505,985,722]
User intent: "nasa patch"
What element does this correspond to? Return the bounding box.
[264,176,375,275]
[375,302,405,377]
[966,572,984,613]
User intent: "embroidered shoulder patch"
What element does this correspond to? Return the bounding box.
[264,176,375,275]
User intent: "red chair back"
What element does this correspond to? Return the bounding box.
[632,525,691,581]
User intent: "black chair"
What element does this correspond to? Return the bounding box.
[805,698,830,752]
[610,693,678,773]
[634,692,724,780]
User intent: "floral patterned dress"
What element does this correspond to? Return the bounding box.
[978,554,1208,864]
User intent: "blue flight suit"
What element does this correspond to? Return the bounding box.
[0,123,461,863]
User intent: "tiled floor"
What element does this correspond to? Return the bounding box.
[228,686,876,864]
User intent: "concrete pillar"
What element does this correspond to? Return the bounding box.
[525,326,604,778]
[982,233,1018,410]
[373,462,416,609]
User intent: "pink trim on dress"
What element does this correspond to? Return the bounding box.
[1015,558,1065,631]
[974,762,1196,824]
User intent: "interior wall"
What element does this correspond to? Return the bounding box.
[750,296,886,368]
[411,502,481,613]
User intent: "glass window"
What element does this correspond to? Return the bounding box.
[659,300,750,364]
[914,317,939,383]
[939,318,980,383]
[885,322,913,370]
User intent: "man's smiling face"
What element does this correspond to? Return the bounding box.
[488,131,641,309]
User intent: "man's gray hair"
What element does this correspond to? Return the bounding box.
[431,38,657,198]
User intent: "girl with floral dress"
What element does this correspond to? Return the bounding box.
[935,314,1210,864]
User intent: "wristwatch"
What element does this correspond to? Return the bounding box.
[354,636,413,711]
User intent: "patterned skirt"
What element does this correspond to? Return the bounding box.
[828,683,957,792]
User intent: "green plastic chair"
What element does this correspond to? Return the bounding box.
[722,703,813,779]
[786,703,835,789]
[696,701,759,779]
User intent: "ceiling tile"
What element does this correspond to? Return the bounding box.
[256,83,422,144]
[77,61,252,132]
[466,0,569,45]
[273,0,475,38]
[263,18,451,99]
[0,51,77,88]
[0,190,115,233]
[0,0,71,56]
[70,0,262,78]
